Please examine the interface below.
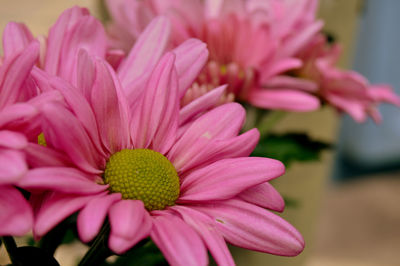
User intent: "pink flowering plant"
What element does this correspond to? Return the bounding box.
[0,1,399,266]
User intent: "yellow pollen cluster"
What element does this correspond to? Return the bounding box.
[38,133,47,146]
[104,149,180,211]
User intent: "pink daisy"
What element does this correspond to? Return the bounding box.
[293,33,400,123]
[105,0,321,112]
[25,38,304,266]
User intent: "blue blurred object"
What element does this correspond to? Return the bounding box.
[334,0,400,180]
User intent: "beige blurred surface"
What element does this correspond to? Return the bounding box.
[2,1,400,266]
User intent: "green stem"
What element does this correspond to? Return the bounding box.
[78,224,112,266]
[256,111,287,138]
[2,236,19,265]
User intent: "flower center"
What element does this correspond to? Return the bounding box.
[104,149,180,211]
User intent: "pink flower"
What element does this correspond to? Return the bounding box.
[4,7,108,85]
[294,34,400,122]
[106,0,321,112]
[26,20,304,266]
[0,26,41,236]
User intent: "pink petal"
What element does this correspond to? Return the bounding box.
[47,68,107,161]
[151,214,208,266]
[169,103,245,171]
[75,49,96,100]
[282,21,324,57]
[172,39,209,97]
[131,52,179,154]
[179,157,284,202]
[34,192,105,238]
[0,41,39,109]
[58,16,107,82]
[0,130,27,149]
[326,94,367,123]
[179,85,227,125]
[106,49,125,69]
[25,143,73,168]
[0,149,27,184]
[266,76,318,92]
[44,7,90,75]
[45,7,106,81]
[18,167,107,194]
[108,200,152,254]
[0,103,38,129]
[77,193,121,242]
[237,182,285,212]
[118,16,171,91]
[172,206,235,266]
[248,89,320,112]
[368,85,400,106]
[0,185,33,236]
[90,58,131,154]
[261,58,302,81]
[193,199,304,256]
[2,22,34,58]
[40,102,103,174]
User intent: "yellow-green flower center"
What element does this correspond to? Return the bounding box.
[104,149,180,211]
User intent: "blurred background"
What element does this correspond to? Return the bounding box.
[0,0,399,265]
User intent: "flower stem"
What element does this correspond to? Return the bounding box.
[78,223,112,266]
[1,236,19,265]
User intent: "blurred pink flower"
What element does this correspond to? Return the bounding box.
[106,0,321,112]
[294,34,400,122]
[26,19,304,265]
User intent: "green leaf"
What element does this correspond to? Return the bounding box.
[252,133,332,167]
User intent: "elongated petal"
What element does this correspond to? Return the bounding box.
[173,206,234,266]
[41,102,102,174]
[0,149,27,184]
[0,130,27,149]
[238,182,285,212]
[25,143,73,168]
[172,39,209,97]
[151,214,208,266]
[78,193,121,242]
[2,22,34,58]
[131,52,179,153]
[282,21,324,57]
[266,76,318,92]
[261,58,302,81]
[91,58,131,154]
[59,16,107,82]
[45,7,89,75]
[45,7,106,82]
[193,199,304,256]
[0,103,37,129]
[184,128,259,170]
[169,103,245,171]
[18,167,106,194]
[34,192,105,238]
[179,85,227,125]
[248,89,320,112]
[118,16,171,90]
[179,157,284,202]
[0,41,39,109]
[0,185,33,236]
[108,200,151,254]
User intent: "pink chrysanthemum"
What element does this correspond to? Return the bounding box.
[292,33,400,123]
[24,19,304,266]
[105,0,321,112]
[0,26,41,236]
